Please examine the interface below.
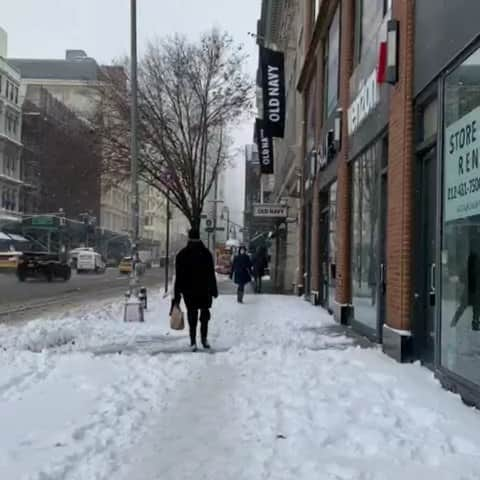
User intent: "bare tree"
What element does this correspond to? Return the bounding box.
[96,29,253,230]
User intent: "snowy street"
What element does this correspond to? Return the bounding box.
[2,287,480,479]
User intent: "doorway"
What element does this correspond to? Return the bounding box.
[319,206,329,307]
[304,203,313,299]
[377,170,388,338]
[414,146,437,364]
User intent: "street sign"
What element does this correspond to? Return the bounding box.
[206,219,213,227]
[205,227,214,233]
[32,216,54,226]
[253,204,288,218]
[215,227,225,231]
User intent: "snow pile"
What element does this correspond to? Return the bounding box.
[19,326,76,352]
[0,293,173,353]
[1,292,480,480]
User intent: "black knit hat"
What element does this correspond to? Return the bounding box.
[188,228,200,240]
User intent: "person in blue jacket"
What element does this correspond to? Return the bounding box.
[231,246,253,303]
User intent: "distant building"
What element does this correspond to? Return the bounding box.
[9,49,170,258]
[21,85,101,220]
[0,29,23,228]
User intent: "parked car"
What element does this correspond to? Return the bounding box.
[17,252,71,282]
[77,250,106,274]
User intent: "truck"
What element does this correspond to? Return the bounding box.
[76,250,106,274]
[16,252,71,282]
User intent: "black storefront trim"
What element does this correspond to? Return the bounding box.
[436,367,480,409]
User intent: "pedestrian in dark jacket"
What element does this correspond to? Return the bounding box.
[231,246,252,303]
[173,228,218,351]
[252,245,268,294]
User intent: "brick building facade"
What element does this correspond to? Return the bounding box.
[255,0,480,407]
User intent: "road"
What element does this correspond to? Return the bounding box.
[0,267,166,321]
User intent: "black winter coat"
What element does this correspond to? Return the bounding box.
[231,253,252,286]
[174,240,218,310]
[252,250,268,278]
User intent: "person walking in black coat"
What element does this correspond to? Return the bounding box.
[173,228,218,351]
[252,245,268,294]
[231,246,252,303]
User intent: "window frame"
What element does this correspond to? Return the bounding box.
[323,5,341,120]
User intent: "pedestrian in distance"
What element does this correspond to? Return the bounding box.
[451,251,480,331]
[252,245,268,294]
[173,228,218,352]
[231,246,252,303]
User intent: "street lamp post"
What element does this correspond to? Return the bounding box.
[124,0,144,322]
[221,206,230,241]
[130,0,140,254]
[164,191,171,294]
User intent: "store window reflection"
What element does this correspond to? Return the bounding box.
[442,46,480,385]
[352,144,380,330]
[328,181,337,307]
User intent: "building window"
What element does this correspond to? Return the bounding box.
[351,143,380,330]
[441,46,480,386]
[5,112,19,136]
[324,7,340,118]
[1,187,17,211]
[354,0,384,65]
[3,152,16,177]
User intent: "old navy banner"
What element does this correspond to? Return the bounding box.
[260,46,285,138]
[255,118,274,174]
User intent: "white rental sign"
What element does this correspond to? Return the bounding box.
[253,204,288,218]
[444,105,480,222]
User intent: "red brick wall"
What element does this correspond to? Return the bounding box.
[386,0,415,330]
[335,0,354,305]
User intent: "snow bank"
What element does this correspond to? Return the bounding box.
[1,292,480,480]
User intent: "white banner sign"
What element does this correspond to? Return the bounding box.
[348,69,379,135]
[444,106,480,222]
[253,204,287,218]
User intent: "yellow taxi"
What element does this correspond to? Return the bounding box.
[0,252,21,273]
[119,256,133,274]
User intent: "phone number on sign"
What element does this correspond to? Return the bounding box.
[447,177,480,200]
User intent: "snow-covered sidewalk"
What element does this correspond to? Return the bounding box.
[2,294,480,479]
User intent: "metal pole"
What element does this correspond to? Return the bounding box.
[227,208,230,241]
[212,175,218,263]
[165,192,171,294]
[130,0,140,257]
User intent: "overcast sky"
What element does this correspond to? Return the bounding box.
[1,0,259,227]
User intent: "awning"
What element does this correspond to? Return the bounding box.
[7,233,28,242]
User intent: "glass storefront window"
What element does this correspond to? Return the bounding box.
[328,181,337,307]
[352,144,380,330]
[441,47,480,385]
